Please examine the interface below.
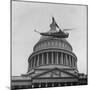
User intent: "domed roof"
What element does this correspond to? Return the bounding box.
[33,17,72,52]
[33,35,72,52]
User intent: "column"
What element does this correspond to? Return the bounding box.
[71,56,73,67]
[32,59,34,68]
[47,52,49,64]
[75,58,77,68]
[61,53,63,64]
[65,54,68,65]
[63,53,65,65]
[72,57,74,67]
[29,60,31,68]
[37,54,39,66]
[73,57,75,67]
[33,57,35,68]
[69,55,72,66]
[75,61,77,68]
[55,52,57,64]
[58,52,60,64]
[75,61,76,67]
[31,59,32,68]
[74,58,75,67]
[70,56,72,67]
[73,58,75,67]
[33,56,36,68]
[68,55,70,66]
[42,53,44,65]
[35,56,37,67]
[74,61,76,67]
[69,55,72,67]
[52,52,54,64]
[32,58,33,68]
[56,52,58,64]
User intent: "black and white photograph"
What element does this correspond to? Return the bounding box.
[11,0,88,89]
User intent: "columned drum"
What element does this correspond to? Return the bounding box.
[28,35,78,74]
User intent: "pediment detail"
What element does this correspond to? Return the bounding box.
[32,68,78,79]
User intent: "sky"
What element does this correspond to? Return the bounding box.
[12,1,87,76]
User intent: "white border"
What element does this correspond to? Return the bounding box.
[0,0,89,90]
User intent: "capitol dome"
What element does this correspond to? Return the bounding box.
[27,18,78,76]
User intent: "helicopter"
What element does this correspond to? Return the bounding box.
[34,29,72,38]
[34,17,73,38]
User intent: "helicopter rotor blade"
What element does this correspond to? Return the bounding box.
[63,28,76,31]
